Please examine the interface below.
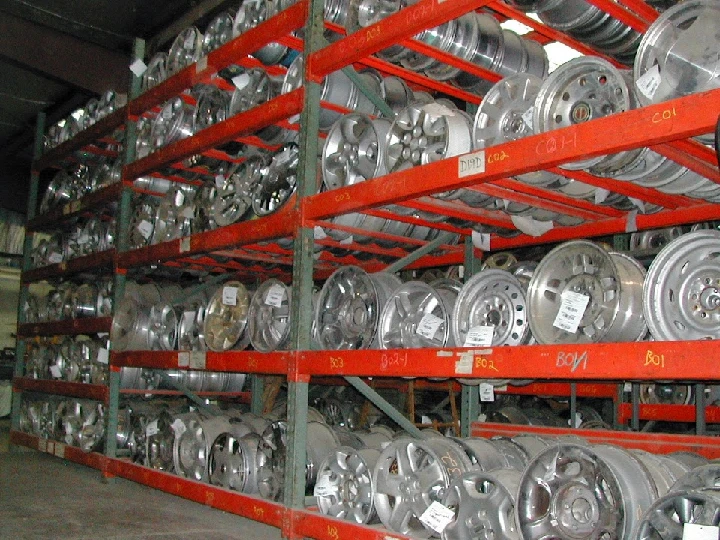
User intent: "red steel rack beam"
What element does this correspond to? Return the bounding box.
[583,0,650,32]
[472,423,720,458]
[490,202,720,250]
[27,183,123,232]
[13,377,109,402]
[10,431,108,468]
[22,249,116,283]
[111,350,292,375]
[124,90,304,180]
[552,168,695,210]
[116,207,296,268]
[17,317,112,338]
[128,0,307,116]
[308,0,494,78]
[34,107,126,172]
[303,89,720,221]
[299,340,720,381]
[617,403,720,424]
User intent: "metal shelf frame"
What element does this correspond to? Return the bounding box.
[12,0,720,538]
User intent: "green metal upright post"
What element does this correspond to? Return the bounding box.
[283,0,324,517]
[460,235,481,437]
[106,38,145,460]
[11,112,46,434]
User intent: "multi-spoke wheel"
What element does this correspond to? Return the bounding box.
[373,437,472,538]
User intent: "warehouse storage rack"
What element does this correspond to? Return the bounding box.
[10,0,720,537]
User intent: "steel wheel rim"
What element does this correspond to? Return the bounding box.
[247,279,291,352]
[533,57,629,170]
[203,281,251,351]
[378,281,452,349]
[168,27,203,75]
[385,103,473,174]
[634,0,720,110]
[643,230,720,340]
[252,144,299,216]
[452,270,531,347]
[373,437,471,537]
[528,241,624,344]
[442,468,522,540]
[516,443,625,539]
[315,446,380,524]
[315,266,381,350]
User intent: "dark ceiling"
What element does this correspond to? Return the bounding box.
[0,0,234,214]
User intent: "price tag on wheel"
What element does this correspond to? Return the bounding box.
[264,284,285,307]
[416,313,444,340]
[419,501,454,534]
[552,291,589,334]
[146,420,159,437]
[138,220,153,240]
[682,523,719,540]
[464,326,494,347]
[171,418,186,437]
[222,286,238,306]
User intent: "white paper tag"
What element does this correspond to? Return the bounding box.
[479,382,495,402]
[421,415,431,424]
[629,197,645,213]
[339,235,354,245]
[171,418,187,437]
[130,58,148,77]
[222,286,238,306]
[553,291,590,334]
[179,236,191,253]
[232,73,251,90]
[54,443,65,458]
[264,283,285,307]
[50,365,62,378]
[419,501,455,534]
[464,326,494,347]
[569,413,583,428]
[422,102,455,118]
[175,190,185,206]
[313,226,327,240]
[416,313,444,339]
[289,114,300,124]
[181,206,195,219]
[459,150,485,178]
[178,351,190,367]
[471,231,491,251]
[511,215,554,237]
[636,64,661,101]
[682,523,719,540]
[48,253,63,264]
[190,351,206,369]
[455,352,473,375]
[97,348,109,365]
[138,220,153,239]
[521,107,534,129]
[196,56,208,72]
[624,382,632,392]
[314,473,335,497]
[594,188,610,205]
[625,210,638,233]
[275,148,293,165]
[215,174,226,188]
[183,311,196,327]
[146,420,159,437]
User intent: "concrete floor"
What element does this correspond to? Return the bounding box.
[0,419,283,539]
